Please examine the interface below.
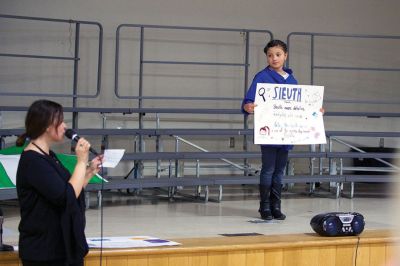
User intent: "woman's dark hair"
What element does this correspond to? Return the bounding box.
[16,100,64,146]
[263,39,288,55]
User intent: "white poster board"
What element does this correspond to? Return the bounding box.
[254,83,326,145]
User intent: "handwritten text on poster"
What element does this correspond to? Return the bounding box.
[254,83,326,145]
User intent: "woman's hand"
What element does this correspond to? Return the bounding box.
[320,107,325,115]
[70,138,92,197]
[86,155,104,176]
[84,155,104,186]
[244,102,257,114]
[75,138,90,166]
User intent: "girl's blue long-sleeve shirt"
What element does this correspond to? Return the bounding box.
[242,66,298,150]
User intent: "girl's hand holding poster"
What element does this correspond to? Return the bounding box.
[254,83,326,145]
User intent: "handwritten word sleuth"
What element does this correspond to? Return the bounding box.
[272,86,302,102]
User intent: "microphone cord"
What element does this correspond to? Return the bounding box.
[354,235,360,266]
[99,161,104,266]
[69,136,105,264]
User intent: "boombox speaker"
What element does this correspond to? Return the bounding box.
[310,212,365,237]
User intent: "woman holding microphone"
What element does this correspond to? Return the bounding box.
[16,99,102,266]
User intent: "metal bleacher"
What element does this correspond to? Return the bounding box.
[0,14,399,205]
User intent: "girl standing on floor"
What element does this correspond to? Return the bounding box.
[242,40,297,220]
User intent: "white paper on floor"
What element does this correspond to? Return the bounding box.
[86,236,180,248]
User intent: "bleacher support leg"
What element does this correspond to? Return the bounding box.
[286,160,295,190]
[85,192,90,209]
[218,185,223,202]
[309,182,315,194]
[168,187,173,199]
[196,160,201,197]
[335,183,340,199]
[97,190,102,208]
[350,182,354,199]
[205,186,209,203]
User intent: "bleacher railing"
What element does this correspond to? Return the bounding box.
[115,24,273,101]
[286,32,400,106]
[0,14,103,127]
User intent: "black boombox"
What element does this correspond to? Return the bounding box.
[310,212,365,237]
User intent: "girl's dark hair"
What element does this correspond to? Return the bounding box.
[16,100,64,146]
[263,39,288,54]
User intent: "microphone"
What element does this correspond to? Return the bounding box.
[65,129,99,155]
[0,208,14,251]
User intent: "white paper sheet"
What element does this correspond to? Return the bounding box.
[86,236,181,248]
[102,149,125,168]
